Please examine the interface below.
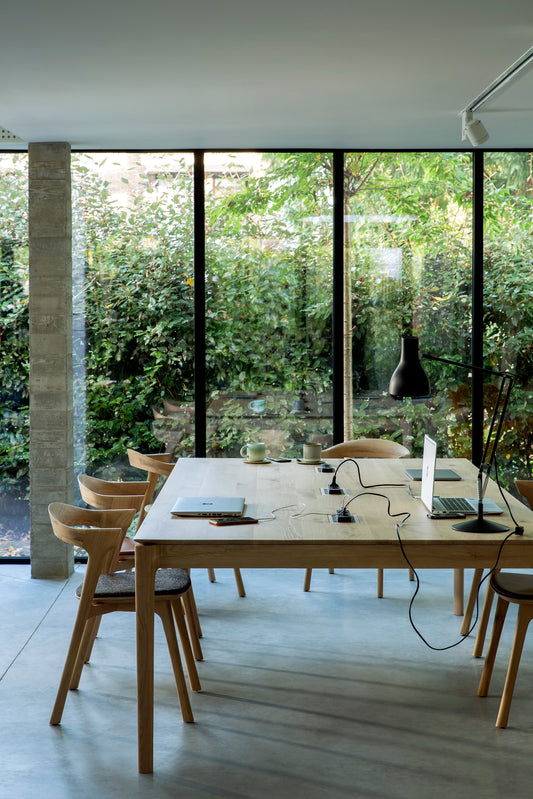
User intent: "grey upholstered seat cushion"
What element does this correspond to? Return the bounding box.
[491,571,533,601]
[76,568,191,599]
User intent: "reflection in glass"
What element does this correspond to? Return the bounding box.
[0,154,29,558]
[72,153,195,480]
[483,153,533,486]
[344,152,473,456]
[204,153,334,457]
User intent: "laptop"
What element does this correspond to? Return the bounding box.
[420,435,503,515]
[171,496,245,517]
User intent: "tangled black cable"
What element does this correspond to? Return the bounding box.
[330,457,407,491]
[492,459,524,534]
[395,523,518,651]
[341,490,411,528]
[333,454,524,650]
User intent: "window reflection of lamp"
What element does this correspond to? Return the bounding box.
[389,336,514,533]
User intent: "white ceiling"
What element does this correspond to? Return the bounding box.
[1,0,533,151]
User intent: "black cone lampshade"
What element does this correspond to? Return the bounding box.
[389,336,430,399]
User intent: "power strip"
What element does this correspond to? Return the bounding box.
[329,510,359,523]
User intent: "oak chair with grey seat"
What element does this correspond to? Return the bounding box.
[127,448,246,598]
[48,502,200,728]
[477,566,533,727]
[77,473,150,571]
[78,473,203,662]
[303,437,410,593]
[469,479,533,658]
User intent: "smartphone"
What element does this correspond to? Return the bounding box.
[267,457,292,462]
[209,516,259,526]
[427,512,466,519]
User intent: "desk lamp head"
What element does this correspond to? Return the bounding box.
[388,335,431,400]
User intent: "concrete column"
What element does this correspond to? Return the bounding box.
[28,142,74,578]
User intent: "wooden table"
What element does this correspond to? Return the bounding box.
[134,456,533,772]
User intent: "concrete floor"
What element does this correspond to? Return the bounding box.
[2,563,533,799]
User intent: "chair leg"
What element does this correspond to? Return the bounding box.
[181,591,203,658]
[473,579,496,658]
[495,604,533,728]
[478,596,509,698]
[460,568,484,636]
[70,615,101,689]
[81,615,102,663]
[50,609,91,725]
[206,566,244,596]
[157,602,194,723]
[171,598,201,692]
[453,569,464,616]
[303,568,312,592]
[233,568,246,597]
[377,568,384,598]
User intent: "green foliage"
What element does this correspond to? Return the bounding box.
[0,155,29,497]
[71,154,196,472]
[2,150,533,490]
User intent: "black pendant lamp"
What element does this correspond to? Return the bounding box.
[388,335,431,399]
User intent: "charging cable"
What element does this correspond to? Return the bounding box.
[334,491,411,527]
[395,523,519,650]
[326,457,408,495]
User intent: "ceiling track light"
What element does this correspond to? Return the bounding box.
[462,110,489,146]
[460,45,533,147]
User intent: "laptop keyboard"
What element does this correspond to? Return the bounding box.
[437,496,473,512]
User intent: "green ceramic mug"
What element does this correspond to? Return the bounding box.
[240,442,266,462]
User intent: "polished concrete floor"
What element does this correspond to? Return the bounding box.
[2,562,533,799]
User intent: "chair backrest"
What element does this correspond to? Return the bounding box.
[516,479,533,509]
[126,449,175,527]
[48,502,136,577]
[78,474,148,512]
[322,438,410,459]
[126,449,174,477]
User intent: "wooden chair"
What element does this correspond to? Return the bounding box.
[321,438,410,460]
[77,473,150,571]
[48,502,200,727]
[78,473,203,661]
[127,448,246,597]
[125,450,173,530]
[303,437,410,594]
[470,479,533,658]
[477,568,533,727]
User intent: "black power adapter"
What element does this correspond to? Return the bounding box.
[325,476,344,495]
[332,508,355,523]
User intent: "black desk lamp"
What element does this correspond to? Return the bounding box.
[389,336,514,534]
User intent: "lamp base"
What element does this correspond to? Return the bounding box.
[452,517,510,534]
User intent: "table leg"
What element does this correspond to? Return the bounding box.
[460,568,483,635]
[453,568,464,616]
[135,543,158,773]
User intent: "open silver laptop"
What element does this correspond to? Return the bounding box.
[420,435,503,515]
[171,496,245,517]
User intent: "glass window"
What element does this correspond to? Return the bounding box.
[344,152,473,456]
[72,153,195,480]
[0,153,29,558]
[204,152,334,458]
[6,147,532,564]
[484,153,533,486]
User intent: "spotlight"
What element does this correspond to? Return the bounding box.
[461,110,489,146]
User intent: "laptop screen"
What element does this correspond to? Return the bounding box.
[420,435,437,512]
